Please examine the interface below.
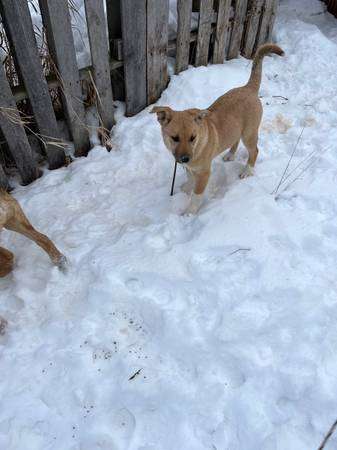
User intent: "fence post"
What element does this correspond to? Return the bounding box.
[195,0,214,66]
[255,0,279,48]
[227,0,249,59]
[120,0,147,116]
[0,65,39,185]
[0,0,66,170]
[175,0,193,74]
[38,0,90,157]
[147,0,169,104]
[0,164,9,190]
[241,0,265,58]
[84,0,115,140]
[213,0,232,63]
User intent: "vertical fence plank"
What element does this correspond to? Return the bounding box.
[147,0,169,104]
[175,0,193,74]
[38,0,90,157]
[241,0,265,58]
[84,0,115,137]
[0,164,9,190]
[0,0,66,170]
[0,65,39,185]
[120,0,147,116]
[227,0,249,59]
[213,0,232,63]
[195,0,214,66]
[256,0,278,47]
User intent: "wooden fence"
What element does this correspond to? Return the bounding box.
[0,0,278,189]
[325,0,337,17]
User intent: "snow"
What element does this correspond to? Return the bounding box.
[2,1,337,449]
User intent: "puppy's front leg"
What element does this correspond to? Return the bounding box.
[184,170,210,215]
[181,168,194,194]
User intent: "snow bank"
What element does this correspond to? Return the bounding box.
[1,1,337,449]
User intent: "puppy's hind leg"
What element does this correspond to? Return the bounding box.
[240,133,259,179]
[223,141,239,162]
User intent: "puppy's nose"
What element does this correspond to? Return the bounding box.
[179,155,190,164]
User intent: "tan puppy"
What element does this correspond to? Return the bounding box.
[151,44,284,214]
[0,189,66,277]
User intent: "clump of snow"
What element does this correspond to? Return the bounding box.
[2,1,337,449]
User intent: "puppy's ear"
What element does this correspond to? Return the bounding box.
[150,106,172,126]
[193,109,210,124]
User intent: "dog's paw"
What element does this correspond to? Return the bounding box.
[0,316,8,336]
[239,165,254,179]
[55,255,69,273]
[182,193,203,215]
[223,151,236,162]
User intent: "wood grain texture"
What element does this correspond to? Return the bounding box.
[241,0,265,58]
[147,0,169,104]
[0,65,39,185]
[227,0,249,59]
[213,0,232,63]
[195,0,214,66]
[0,0,66,169]
[256,0,278,47]
[175,0,193,74]
[120,0,147,116]
[39,0,90,157]
[85,0,115,133]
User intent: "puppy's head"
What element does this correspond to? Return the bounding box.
[151,106,209,165]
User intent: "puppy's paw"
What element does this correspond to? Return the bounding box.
[55,255,69,273]
[183,193,203,215]
[0,316,8,336]
[223,151,236,162]
[239,165,254,179]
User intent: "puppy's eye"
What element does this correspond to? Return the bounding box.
[172,136,179,143]
[190,135,196,142]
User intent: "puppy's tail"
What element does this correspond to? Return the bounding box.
[246,43,284,92]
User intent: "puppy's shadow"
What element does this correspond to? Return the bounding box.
[208,156,243,199]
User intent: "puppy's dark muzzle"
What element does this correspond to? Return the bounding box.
[177,155,190,164]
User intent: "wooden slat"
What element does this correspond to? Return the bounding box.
[227,0,249,59]
[84,0,115,136]
[0,65,39,185]
[0,0,66,170]
[241,0,265,58]
[175,0,193,74]
[256,0,278,47]
[0,164,10,190]
[120,0,147,116]
[195,0,214,66]
[38,0,90,157]
[147,0,169,104]
[212,0,232,63]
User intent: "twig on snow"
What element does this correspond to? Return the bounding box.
[228,248,251,256]
[129,369,142,381]
[317,419,337,450]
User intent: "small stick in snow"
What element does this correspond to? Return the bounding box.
[272,95,289,101]
[228,248,251,256]
[170,161,178,196]
[317,419,337,450]
[129,368,142,381]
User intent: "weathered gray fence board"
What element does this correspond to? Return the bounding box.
[0,164,9,190]
[0,0,66,170]
[256,0,278,47]
[39,0,90,157]
[175,0,193,74]
[241,0,265,57]
[84,0,115,136]
[147,0,169,104]
[213,0,232,63]
[195,0,214,66]
[227,0,249,59]
[120,0,147,116]
[0,65,39,185]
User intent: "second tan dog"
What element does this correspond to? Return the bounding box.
[151,43,284,214]
[0,189,66,278]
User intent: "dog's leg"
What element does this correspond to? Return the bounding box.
[184,170,210,215]
[223,141,239,162]
[0,246,14,277]
[4,205,67,270]
[181,168,194,194]
[240,133,259,179]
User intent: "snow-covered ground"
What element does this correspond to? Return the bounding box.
[2,1,337,449]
